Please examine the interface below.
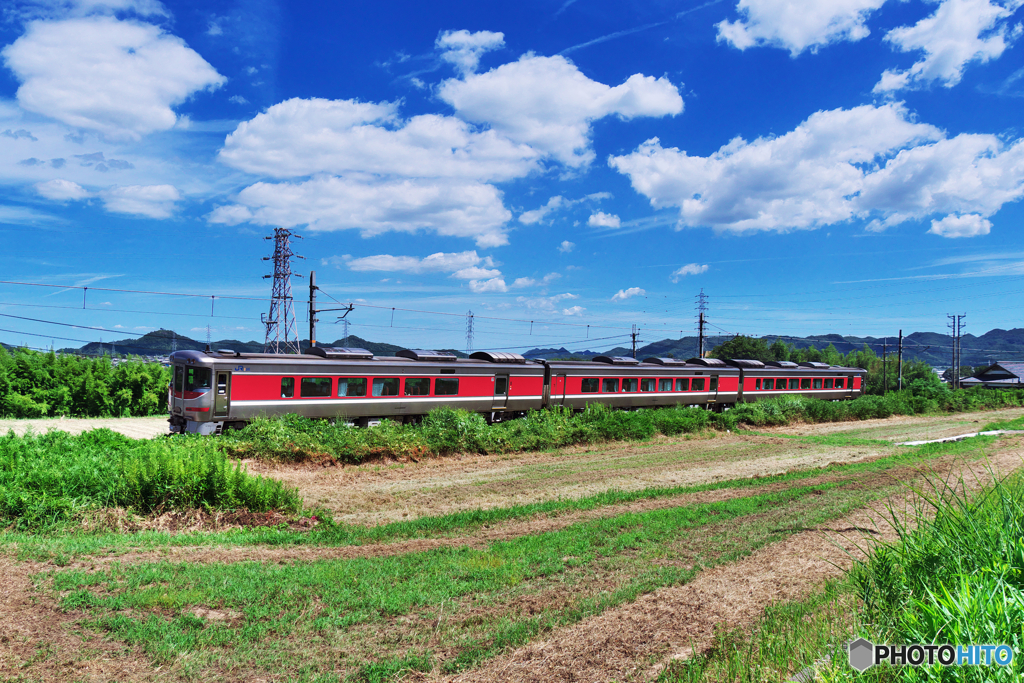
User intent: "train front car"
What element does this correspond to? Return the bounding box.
[168,349,225,434]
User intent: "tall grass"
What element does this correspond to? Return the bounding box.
[0,428,300,528]
[821,470,1024,681]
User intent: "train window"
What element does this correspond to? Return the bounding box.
[640,378,656,392]
[281,377,294,398]
[692,378,706,391]
[677,378,690,391]
[710,377,718,391]
[582,378,599,393]
[763,378,774,391]
[435,378,459,396]
[174,365,184,393]
[602,378,619,393]
[405,378,430,396]
[338,378,367,397]
[755,378,762,390]
[824,378,834,389]
[301,377,332,398]
[495,377,508,395]
[801,378,811,390]
[186,367,211,392]
[622,378,638,392]
[813,378,823,389]
[658,378,673,392]
[834,378,844,389]
[372,378,399,397]
[848,375,855,388]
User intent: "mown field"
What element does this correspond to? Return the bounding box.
[2,404,1023,682]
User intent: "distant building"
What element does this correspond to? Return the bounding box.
[961,362,1024,389]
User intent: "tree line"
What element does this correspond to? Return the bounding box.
[0,347,171,419]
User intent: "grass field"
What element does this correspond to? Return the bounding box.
[1,407,1022,682]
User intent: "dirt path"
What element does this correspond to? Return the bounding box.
[440,445,1024,683]
[0,415,169,439]
[762,406,1024,441]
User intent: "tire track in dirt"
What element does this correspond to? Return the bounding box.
[438,446,1024,683]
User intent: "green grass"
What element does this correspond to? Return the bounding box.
[1,433,993,562]
[0,428,300,529]
[43,479,903,680]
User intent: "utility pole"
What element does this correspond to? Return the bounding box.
[695,289,708,358]
[882,337,887,395]
[631,324,640,359]
[466,310,474,353]
[956,314,966,389]
[897,329,903,391]
[308,270,317,348]
[306,270,354,350]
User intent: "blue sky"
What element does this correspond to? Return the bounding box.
[1,0,1022,355]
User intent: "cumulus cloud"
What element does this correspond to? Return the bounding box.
[101,184,179,218]
[610,103,1024,235]
[35,178,89,201]
[716,0,888,55]
[588,211,621,228]
[511,273,561,288]
[2,16,225,139]
[562,305,585,316]
[468,277,508,293]
[438,54,682,166]
[341,251,494,274]
[208,176,513,247]
[611,287,646,301]
[219,97,540,181]
[519,195,565,224]
[516,292,579,312]
[874,0,1022,92]
[558,240,575,253]
[670,263,709,281]
[436,29,505,74]
[928,213,992,237]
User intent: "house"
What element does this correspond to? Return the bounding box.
[961,362,1024,389]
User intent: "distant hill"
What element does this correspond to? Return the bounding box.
[13,326,1024,367]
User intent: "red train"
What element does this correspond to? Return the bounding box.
[168,347,866,434]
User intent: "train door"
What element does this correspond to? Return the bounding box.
[553,374,567,406]
[708,374,719,407]
[172,364,184,416]
[493,374,509,410]
[214,371,231,418]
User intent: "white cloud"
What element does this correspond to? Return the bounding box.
[101,184,179,218]
[516,292,579,311]
[2,16,225,139]
[35,178,89,201]
[229,95,248,105]
[209,176,513,247]
[453,266,503,280]
[562,305,585,316]
[511,272,561,288]
[874,0,1022,92]
[218,97,539,181]
[928,213,993,237]
[588,211,621,228]
[558,240,575,253]
[16,0,170,20]
[610,103,1024,234]
[468,277,507,293]
[519,195,565,224]
[436,29,504,74]
[611,287,646,301]
[670,263,709,281]
[716,0,888,55]
[438,54,682,167]
[341,251,494,274]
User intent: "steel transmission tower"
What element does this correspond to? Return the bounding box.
[466,310,474,352]
[262,228,303,354]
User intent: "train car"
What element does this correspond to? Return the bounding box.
[168,347,866,434]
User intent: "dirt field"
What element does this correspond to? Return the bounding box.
[1,407,1022,683]
[0,415,170,439]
